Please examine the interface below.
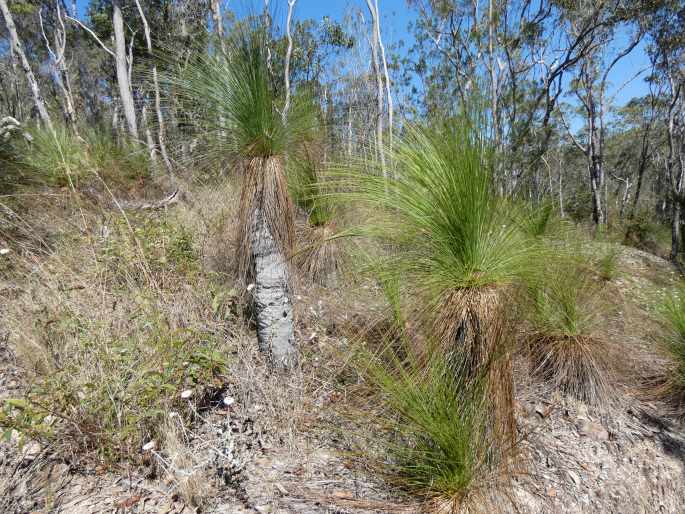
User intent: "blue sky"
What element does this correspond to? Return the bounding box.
[75,0,651,109]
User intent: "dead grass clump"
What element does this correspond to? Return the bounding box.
[158,415,211,507]
[432,287,516,444]
[293,222,344,286]
[236,156,296,286]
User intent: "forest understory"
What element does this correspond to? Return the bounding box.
[2,1,685,512]
[0,179,683,514]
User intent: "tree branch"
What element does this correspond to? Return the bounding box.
[65,14,115,58]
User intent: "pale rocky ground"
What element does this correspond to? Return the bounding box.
[1,246,684,514]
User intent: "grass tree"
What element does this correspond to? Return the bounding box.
[166,31,317,369]
[348,336,514,512]
[524,256,613,404]
[332,117,542,441]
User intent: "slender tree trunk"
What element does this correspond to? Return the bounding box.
[135,0,172,172]
[210,0,226,55]
[40,4,79,134]
[282,0,296,123]
[558,161,565,218]
[142,100,156,163]
[672,202,681,262]
[631,125,651,216]
[374,0,393,158]
[113,0,138,140]
[347,102,353,157]
[252,206,297,368]
[366,0,386,174]
[0,0,53,130]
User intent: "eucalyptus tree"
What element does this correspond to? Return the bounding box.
[643,0,685,261]
[166,30,317,369]
[0,0,53,130]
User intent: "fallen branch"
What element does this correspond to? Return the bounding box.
[121,188,181,210]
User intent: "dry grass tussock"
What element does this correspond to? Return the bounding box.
[0,190,238,466]
[293,220,344,286]
[432,287,516,444]
[521,252,620,407]
[236,156,295,285]
[158,414,212,507]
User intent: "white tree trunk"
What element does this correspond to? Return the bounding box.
[135,0,172,172]
[0,0,53,130]
[210,0,227,55]
[374,0,393,157]
[113,0,138,141]
[39,3,78,134]
[366,0,386,174]
[282,0,296,123]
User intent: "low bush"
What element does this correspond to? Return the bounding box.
[347,338,515,512]
[13,125,150,189]
[655,286,685,416]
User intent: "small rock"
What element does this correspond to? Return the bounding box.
[22,441,41,461]
[567,469,581,485]
[577,420,609,441]
[181,389,193,399]
[142,440,156,451]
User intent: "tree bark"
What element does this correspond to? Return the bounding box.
[672,201,681,262]
[113,0,138,140]
[0,0,53,130]
[631,123,651,216]
[251,206,297,369]
[374,0,393,158]
[39,4,78,134]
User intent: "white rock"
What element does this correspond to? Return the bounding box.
[142,441,156,451]
[0,248,10,255]
[181,389,193,399]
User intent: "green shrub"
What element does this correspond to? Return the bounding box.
[658,286,685,410]
[20,125,90,186]
[15,125,149,188]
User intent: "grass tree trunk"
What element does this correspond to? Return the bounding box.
[0,0,53,131]
[239,157,298,369]
[251,206,297,368]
